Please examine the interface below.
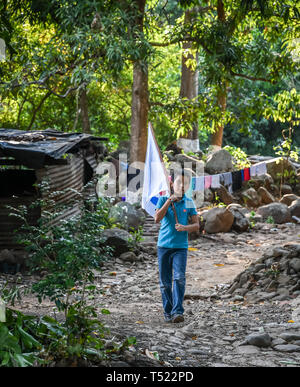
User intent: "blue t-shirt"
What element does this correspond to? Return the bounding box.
[156,194,197,249]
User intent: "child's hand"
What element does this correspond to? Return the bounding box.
[175,223,186,232]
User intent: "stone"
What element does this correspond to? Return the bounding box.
[265,157,297,183]
[119,251,137,262]
[227,205,250,232]
[202,207,234,234]
[257,203,292,224]
[290,258,300,273]
[257,186,275,204]
[173,153,204,174]
[279,332,300,342]
[244,332,272,348]
[273,344,300,352]
[236,345,260,354]
[109,201,146,231]
[289,199,300,218]
[101,228,132,256]
[242,188,261,208]
[205,149,233,174]
[281,184,293,195]
[215,185,234,205]
[280,194,299,206]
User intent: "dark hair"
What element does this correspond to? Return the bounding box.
[170,168,192,183]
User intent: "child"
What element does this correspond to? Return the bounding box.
[154,169,199,323]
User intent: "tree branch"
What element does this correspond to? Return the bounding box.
[230,69,274,83]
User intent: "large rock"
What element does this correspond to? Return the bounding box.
[100,228,132,256]
[216,185,234,205]
[242,188,261,208]
[109,201,146,231]
[289,199,300,218]
[173,153,204,174]
[227,204,250,232]
[204,149,233,174]
[257,186,275,204]
[257,203,292,224]
[280,194,299,206]
[202,207,234,234]
[265,157,297,183]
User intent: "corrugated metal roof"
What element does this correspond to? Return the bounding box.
[0,128,108,169]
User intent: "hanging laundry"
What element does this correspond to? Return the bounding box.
[204,175,212,189]
[194,176,205,191]
[241,169,245,181]
[255,162,267,176]
[232,170,243,191]
[243,167,250,181]
[211,174,221,189]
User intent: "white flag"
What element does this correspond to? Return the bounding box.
[142,123,170,217]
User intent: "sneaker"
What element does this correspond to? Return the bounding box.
[164,315,173,323]
[172,314,184,323]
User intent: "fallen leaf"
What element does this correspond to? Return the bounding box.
[288,320,295,323]
[175,357,181,361]
[191,336,197,340]
[135,320,144,324]
[109,271,117,276]
[214,264,224,267]
[188,247,198,251]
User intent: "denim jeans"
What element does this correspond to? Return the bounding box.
[157,247,188,318]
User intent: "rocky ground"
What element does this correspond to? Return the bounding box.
[93,220,300,367]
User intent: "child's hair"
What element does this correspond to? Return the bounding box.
[169,168,192,183]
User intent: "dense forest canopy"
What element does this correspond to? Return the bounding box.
[0,0,299,158]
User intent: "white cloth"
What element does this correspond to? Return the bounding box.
[142,123,170,217]
[211,174,221,189]
[194,176,205,191]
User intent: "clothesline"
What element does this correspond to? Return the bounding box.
[187,161,267,195]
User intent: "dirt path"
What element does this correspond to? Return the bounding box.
[1,222,300,367]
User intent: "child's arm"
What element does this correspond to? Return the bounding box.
[175,215,199,232]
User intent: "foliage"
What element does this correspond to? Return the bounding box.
[0,309,44,367]
[223,145,251,169]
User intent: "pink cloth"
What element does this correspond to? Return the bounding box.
[204,175,212,189]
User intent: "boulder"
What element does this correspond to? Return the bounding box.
[100,228,132,256]
[289,199,300,218]
[109,201,146,231]
[250,174,273,191]
[215,185,234,205]
[257,186,275,204]
[281,184,293,195]
[257,203,292,224]
[204,149,233,174]
[265,157,297,183]
[173,153,204,174]
[242,188,261,208]
[227,204,250,232]
[280,194,299,206]
[202,207,234,234]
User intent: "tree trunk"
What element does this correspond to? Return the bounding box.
[129,0,148,164]
[211,87,227,147]
[211,0,226,148]
[177,9,199,153]
[79,86,91,134]
[130,61,149,163]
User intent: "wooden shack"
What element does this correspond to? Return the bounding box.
[0,128,108,253]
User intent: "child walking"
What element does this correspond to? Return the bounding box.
[154,169,199,323]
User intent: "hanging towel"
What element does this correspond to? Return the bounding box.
[243,167,250,181]
[204,175,212,189]
[241,169,245,181]
[211,174,221,189]
[250,164,257,177]
[194,176,205,191]
[232,170,243,191]
[255,162,267,176]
